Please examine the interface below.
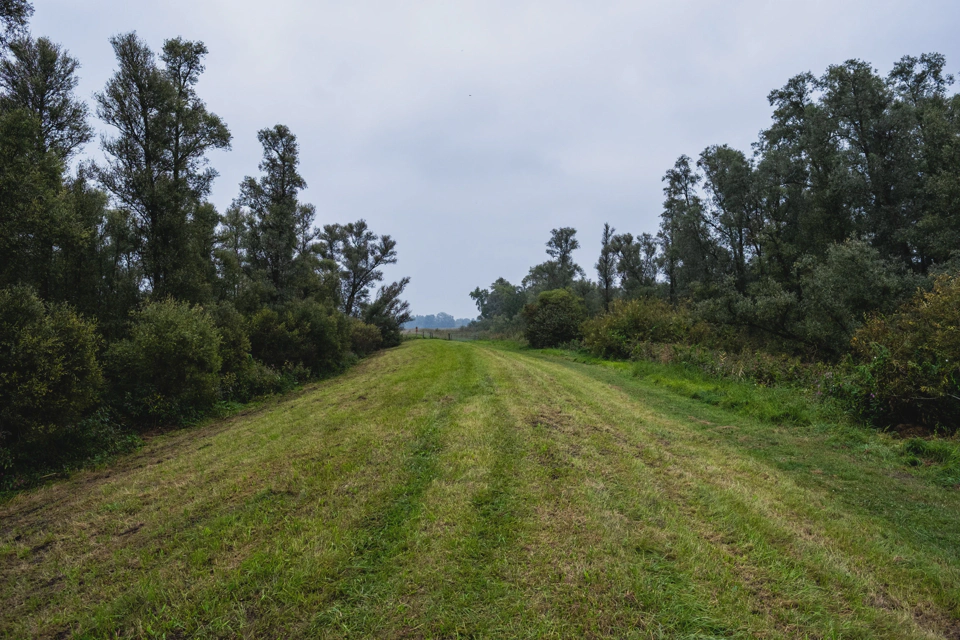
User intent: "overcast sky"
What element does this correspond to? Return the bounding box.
[32,1,960,318]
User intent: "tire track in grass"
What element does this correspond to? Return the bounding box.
[510,348,950,638]
[545,351,960,639]
[310,343,482,635]
[484,347,738,638]
[439,355,534,636]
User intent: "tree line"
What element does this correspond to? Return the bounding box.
[0,3,411,482]
[404,313,474,330]
[471,53,960,431]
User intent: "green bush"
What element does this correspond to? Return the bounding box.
[522,289,586,348]
[583,297,709,359]
[0,287,103,457]
[349,318,382,357]
[105,299,222,427]
[247,299,350,377]
[841,273,960,430]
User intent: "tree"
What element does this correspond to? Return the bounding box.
[544,226,584,287]
[611,232,658,297]
[659,155,714,300]
[596,222,617,311]
[0,108,73,297]
[320,219,398,316]
[238,124,307,301]
[362,277,413,347]
[524,227,585,292]
[471,277,525,319]
[0,36,92,158]
[95,32,230,301]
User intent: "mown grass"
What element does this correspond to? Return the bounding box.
[3,340,960,638]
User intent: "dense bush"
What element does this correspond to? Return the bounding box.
[797,241,922,356]
[248,298,350,377]
[840,273,960,431]
[0,287,103,459]
[582,297,708,359]
[522,289,586,348]
[349,318,382,357]
[105,299,222,427]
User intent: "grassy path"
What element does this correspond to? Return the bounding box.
[2,340,960,638]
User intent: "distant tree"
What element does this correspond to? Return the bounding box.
[320,219,398,316]
[471,277,525,319]
[596,222,617,311]
[611,232,658,298]
[545,226,585,287]
[0,36,92,158]
[524,227,585,292]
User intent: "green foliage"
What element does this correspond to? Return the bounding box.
[0,108,77,296]
[321,219,398,316]
[95,32,230,302]
[522,289,586,348]
[0,35,92,158]
[523,227,586,293]
[797,240,922,354]
[105,299,222,426]
[630,360,819,426]
[840,273,960,430]
[349,317,383,357]
[583,298,707,359]
[0,286,102,452]
[247,298,349,377]
[470,277,526,320]
[361,277,412,348]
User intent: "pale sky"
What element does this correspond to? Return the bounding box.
[32,1,960,318]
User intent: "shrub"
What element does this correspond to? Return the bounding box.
[247,299,350,377]
[349,318,382,357]
[105,299,222,427]
[841,273,960,431]
[797,240,922,356]
[583,297,709,359]
[207,301,261,401]
[0,287,103,456]
[522,289,586,348]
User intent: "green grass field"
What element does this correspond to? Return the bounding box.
[3,340,960,638]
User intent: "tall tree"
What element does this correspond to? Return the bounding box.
[95,32,230,301]
[545,226,583,287]
[238,124,306,301]
[659,155,713,300]
[524,227,585,291]
[0,36,92,158]
[596,222,617,311]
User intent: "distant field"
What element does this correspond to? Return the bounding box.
[2,340,959,638]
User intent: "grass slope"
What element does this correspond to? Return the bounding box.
[2,340,960,638]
